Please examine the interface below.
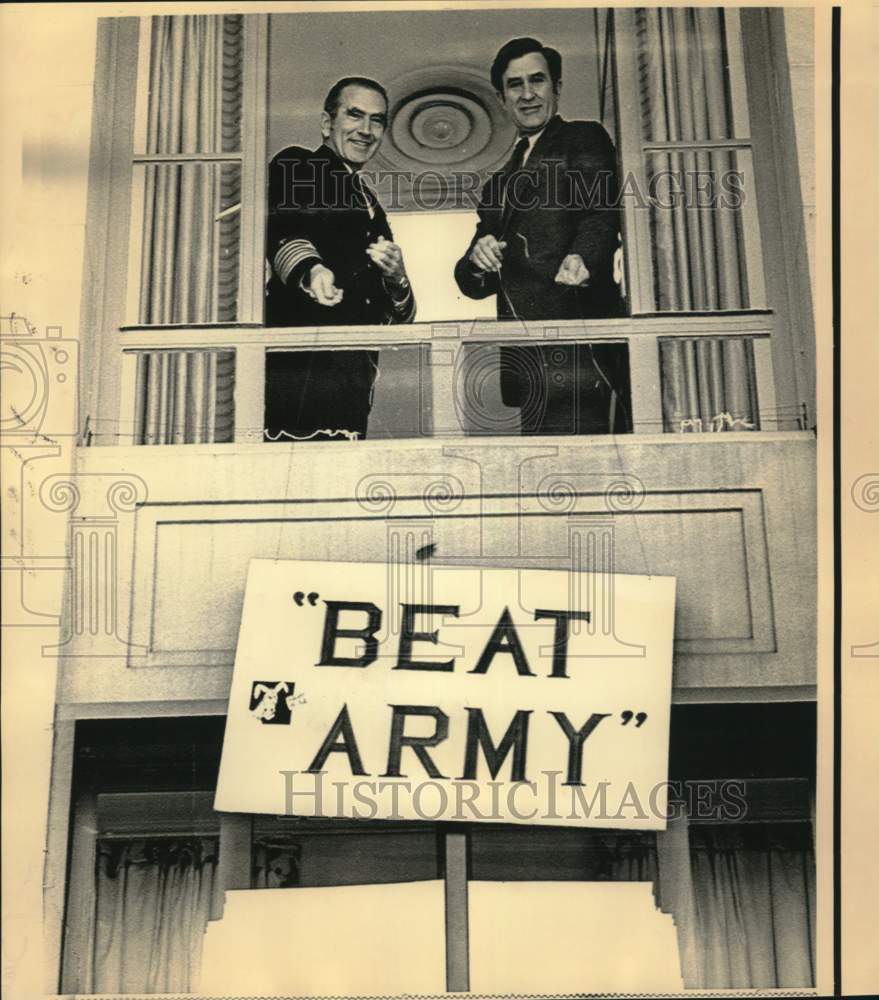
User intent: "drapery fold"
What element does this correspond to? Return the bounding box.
[90,838,217,994]
[660,336,758,431]
[635,7,750,311]
[137,160,242,325]
[689,824,815,988]
[146,15,242,156]
[137,16,243,324]
[133,350,235,444]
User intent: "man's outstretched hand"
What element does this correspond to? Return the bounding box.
[554,253,591,286]
[306,264,344,307]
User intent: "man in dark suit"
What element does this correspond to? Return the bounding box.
[454,38,629,435]
[265,76,415,441]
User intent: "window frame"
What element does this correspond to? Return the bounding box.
[126,15,268,328]
[612,6,815,429]
[79,15,269,446]
[80,9,814,446]
[611,7,768,314]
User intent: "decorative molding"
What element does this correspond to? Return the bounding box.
[127,488,776,670]
[40,472,148,657]
[367,64,516,212]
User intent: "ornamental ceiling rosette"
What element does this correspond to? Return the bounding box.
[367,65,517,211]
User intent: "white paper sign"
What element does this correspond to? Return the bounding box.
[215,559,675,829]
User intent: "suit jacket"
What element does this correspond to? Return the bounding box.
[454,116,621,321]
[266,142,415,327]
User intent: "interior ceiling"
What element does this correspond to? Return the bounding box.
[267,8,602,176]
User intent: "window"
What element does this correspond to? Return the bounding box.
[612,8,776,433]
[60,710,816,992]
[129,16,246,326]
[60,717,226,994]
[614,8,766,314]
[83,9,812,445]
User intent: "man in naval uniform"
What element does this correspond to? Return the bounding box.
[266,76,415,441]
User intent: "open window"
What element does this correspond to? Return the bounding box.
[82,8,813,445]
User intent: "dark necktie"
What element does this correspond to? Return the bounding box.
[501,136,532,217]
[508,135,531,173]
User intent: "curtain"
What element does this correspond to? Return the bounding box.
[138,16,243,324]
[583,821,814,989]
[133,350,235,443]
[660,337,758,431]
[91,837,218,994]
[689,824,816,988]
[145,15,242,156]
[636,7,749,311]
[588,830,658,881]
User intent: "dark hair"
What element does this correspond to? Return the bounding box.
[323,76,389,117]
[490,37,562,94]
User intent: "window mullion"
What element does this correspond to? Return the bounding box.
[627,333,664,434]
[60,792,98,993]
[238,13,269,325]
[752,336,780,431]
[234,342,267,444]
[211,813,253,920]
[118,350,142,445]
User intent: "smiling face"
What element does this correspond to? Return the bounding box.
[500,51,560,134]
[321,84,388,165]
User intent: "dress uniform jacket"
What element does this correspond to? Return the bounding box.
[264,143,415,440]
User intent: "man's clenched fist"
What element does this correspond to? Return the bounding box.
[469,235,508,273]
[306,264,344,306]
[554,253,591,286]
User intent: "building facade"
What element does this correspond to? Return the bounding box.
[15,6,820,994]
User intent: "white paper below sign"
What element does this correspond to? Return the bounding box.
[197,881,446,996]
[197,880,683,995]
[469,881,684,993]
